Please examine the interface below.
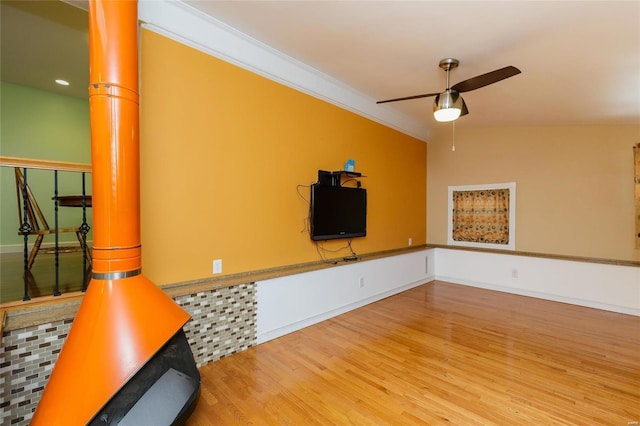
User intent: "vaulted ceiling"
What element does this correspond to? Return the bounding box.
[2,1,638,135]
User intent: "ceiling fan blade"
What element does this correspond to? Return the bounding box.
[451,66,521,93]
[376,92,440,104]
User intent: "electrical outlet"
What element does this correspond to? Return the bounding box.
[213,259,222,274]
[359,277,365,288]
[511,268,518,278]
[408,237,413,246]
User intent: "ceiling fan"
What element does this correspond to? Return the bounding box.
[377,58,521,122]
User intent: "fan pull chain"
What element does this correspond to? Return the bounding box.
[451,120,456,152]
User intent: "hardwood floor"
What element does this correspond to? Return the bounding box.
[187,281,640,425]
[0,251,88,304]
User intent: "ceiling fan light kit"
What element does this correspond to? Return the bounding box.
[433,91,462,122]
[376,58,521,123]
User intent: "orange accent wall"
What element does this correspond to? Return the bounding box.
[139,30,426,285]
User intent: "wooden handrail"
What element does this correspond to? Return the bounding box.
[0,156,91,173]
[2,155,93,303]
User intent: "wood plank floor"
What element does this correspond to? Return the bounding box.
[0,251,88,304]
[187,281,640,425]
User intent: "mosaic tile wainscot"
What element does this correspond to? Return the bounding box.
[0,282,258,425]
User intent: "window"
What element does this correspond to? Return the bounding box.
[447,182,516,250]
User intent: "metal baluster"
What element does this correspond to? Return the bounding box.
[19,168,31,301]
[80,172,91,291]
[53,170,61,296]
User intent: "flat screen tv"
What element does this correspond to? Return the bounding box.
[310,183,367,241]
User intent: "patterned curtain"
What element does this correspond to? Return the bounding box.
[452,189,510,244]
[635,143,640,248]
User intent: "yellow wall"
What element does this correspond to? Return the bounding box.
[427,125,640,261]
[139,30,426,285]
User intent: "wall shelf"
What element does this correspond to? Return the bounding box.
[318,170,365,187]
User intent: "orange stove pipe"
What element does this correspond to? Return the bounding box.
[32,1,190,424]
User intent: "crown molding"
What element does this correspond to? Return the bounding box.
[138,0,429,142]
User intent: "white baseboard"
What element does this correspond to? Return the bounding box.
[256,246,639,347]
[257,278,429,344]
[434,248,640,316]
[256,249,435,344]
[436,274,640,316]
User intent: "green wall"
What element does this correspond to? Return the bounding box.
[0,81,92,248]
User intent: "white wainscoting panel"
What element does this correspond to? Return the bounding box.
[256,249,435,343]
[434,248,640,316]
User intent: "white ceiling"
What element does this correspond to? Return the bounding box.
[2,1,639,134]
[183,0,640,130]
[0,1,89,99]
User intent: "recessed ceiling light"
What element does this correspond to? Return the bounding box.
[55,79,70,86]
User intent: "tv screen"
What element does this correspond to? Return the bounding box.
[310,183,367,241]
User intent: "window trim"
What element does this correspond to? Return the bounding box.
[447,182,516,251]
